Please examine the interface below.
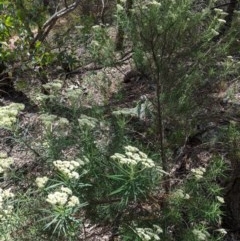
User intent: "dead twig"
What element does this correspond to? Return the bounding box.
[30,0,82,48]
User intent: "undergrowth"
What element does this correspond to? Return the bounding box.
[1,0,240,240]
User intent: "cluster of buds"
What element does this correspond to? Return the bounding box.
[0,188,14,221]
[172,189,190,200]
[191,167,206,180]
[209,8,228,38]
[192,228,210,241]
[46,186,79,208]
[111,145,155,168]
[39,114,57,129]
[66,88,83,105]
[216,196,224,204]
[78,115,98,129]
[147,0,161,7]
[39,114,69,136]
[42,80,63,93]
[0,103,24,129]
[136,225,162,241]
[53,160,80,179]
[35,176,49,189]
[214,8,228,17]
[0,152,13,175]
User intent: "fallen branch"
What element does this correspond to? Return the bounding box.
[30,0,82,48]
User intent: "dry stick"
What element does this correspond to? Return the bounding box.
[67,51,133,77]
[152,28,170,193]
[100,0,106,24]
[211,1,238,10]
[30,0,82,48]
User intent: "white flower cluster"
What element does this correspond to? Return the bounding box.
[42,80,63,93]
[209,8,228,39]
[35,176,49,189]
[111,146,155,168]
[78,115,98,129]
[0,103,24,129]
[53,160,80,179]
[66,88,83,103]
[147,0,161,7]
[34,92,47,102]
[0,188,14,221]
[40,114,70,137]
[211,28,219,36]
[57,117,69,127]
[216,196,224,204]
[173,189,190,200]
[217,18,226,24]
[216,228,227,235]
[92,25,101,30]
[214,8,229,17]
[136,225,162,241]
[0,188,14,201]
[0,152,13,174]
[116,3,124,11]
[46,186,79,207]
[191,167,206,180]
[134,0,162,11]
[192,228,210,241]
[39,114,57,129]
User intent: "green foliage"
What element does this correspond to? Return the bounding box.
[108,146,162,206]
[0,0,239,240]
[88,24,115,66]
[117,0,238,149]
[226,121,240,157]
[162,157,226,241]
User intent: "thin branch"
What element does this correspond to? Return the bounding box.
[211,1,237,10]
[88,198,121,205]
[31,0,82,47]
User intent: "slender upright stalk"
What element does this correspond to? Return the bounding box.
[151,44,169,193]
[115,0,133,51]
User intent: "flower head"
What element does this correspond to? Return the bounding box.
[211,28,219,36]
[67,195,80,207]
[53,160,80,180]
[111,146,155,169]
[46,191,68,206]
[217,19,226,23]
[216,196,224,204]
[36,176,49,189]
[46,187,79,208]
[192,229,210,240]
[2,188,15,199]
[216,228,227,235]
[191,167,206,180]
[0,153,13,174]
[0,103,24,129]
